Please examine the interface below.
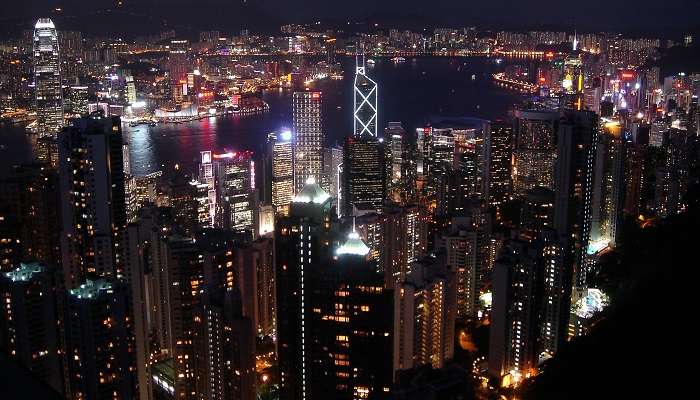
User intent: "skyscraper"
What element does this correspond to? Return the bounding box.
[342,134,386,216]
[353,58,378,137]
[442,207,493,319]
[160,235,205,398]
[33,18,63,138]
[0,163,61,266]
[488,240,543,385]
[483,121,513,207]
[268,131,294,216]
[0,262,63,394]
[590,120,625,250]
[554,110,598,291]
[193,289,256,400]
[214,151,255,234]
[513,111,559,194]
[394,254,457,373]
[275,178,333,400]
[293,91,325,194]
[323,145,343,212]
[65,279,135,400]
[312,230,394,399]
[58,114,127,289]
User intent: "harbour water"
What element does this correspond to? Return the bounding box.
[1,56,521,177]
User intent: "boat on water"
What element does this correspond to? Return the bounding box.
[366,59,376,65]
[391,56,406,63]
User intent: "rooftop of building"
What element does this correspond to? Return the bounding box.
[3,262,46,282]
[293,176,330,205]
[336,230,371,258]
[69,278,113,299]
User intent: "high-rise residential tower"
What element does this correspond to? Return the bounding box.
[513,111,559,194]
[58,114,127,289]
[0,262,63,394]
[65,279,135,400]
[554,110,598,291]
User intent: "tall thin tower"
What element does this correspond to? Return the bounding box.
[293,91,325,194]
[353,47,378,137]
[33,18,63,137]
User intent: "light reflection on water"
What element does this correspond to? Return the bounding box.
[2,57,521,178]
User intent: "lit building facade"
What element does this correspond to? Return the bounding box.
[65,279,135,400]
[33,18,63,137]
[353,60,378,137]
[275,178,334,400]
[214,151,255,234]
[0,262,63,394]
[394,254,457,373]
[513,110,559,194]
[58,114,127,289]
[269,131,294,216]
[293,92,325,194]
[483,121,513,207]
[554,110,598,291]
[342,134,386,216]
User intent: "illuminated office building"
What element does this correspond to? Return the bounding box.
[563,56,584,110]
[323,146,343,212]
[353,57,378,137]
[67,86,89,116]
[65,279,135,400]
[199,151,216,226]
[0,262,63,394]
[417,127,456,199]
[293,92,325,194]
[214,151,255,234]
[513,111,559,194]
[342,134,386,216]
[268,131,294,216]
[384,122,405,196]
[58,114,127,289]
[33,18,63,138]
[385,123,417,204]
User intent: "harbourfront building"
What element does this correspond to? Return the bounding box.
[33,18,63,138]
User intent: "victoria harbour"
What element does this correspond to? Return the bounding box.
[2,57,520,176]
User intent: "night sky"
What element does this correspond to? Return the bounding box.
[1,0,699,37]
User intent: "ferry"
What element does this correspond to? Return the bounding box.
[391,56,406,63]
[366,58,376,65]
